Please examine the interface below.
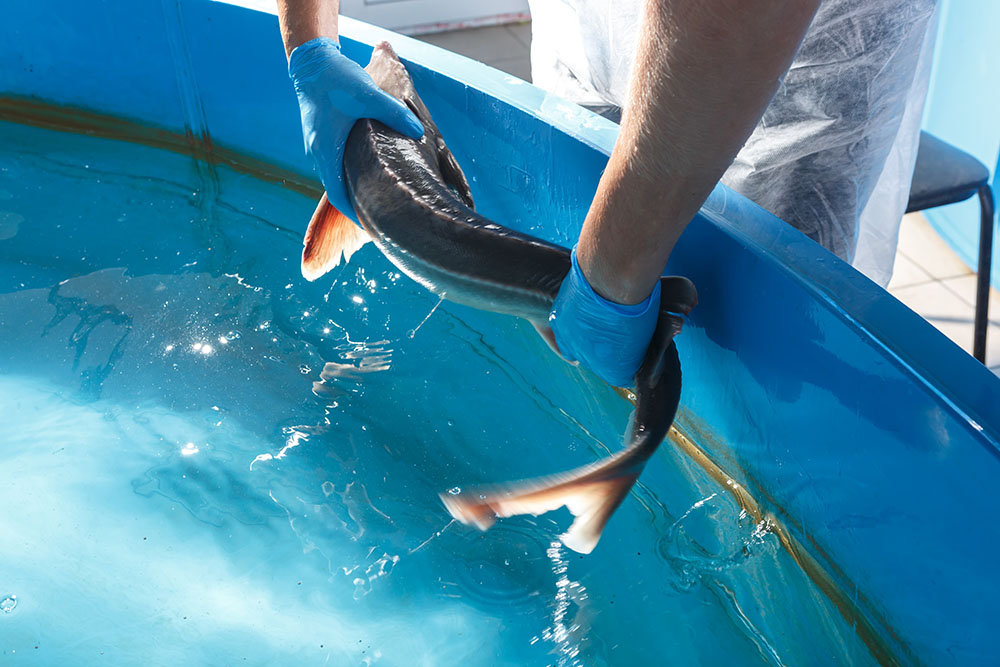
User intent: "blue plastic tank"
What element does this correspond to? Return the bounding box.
[0,1,997,663]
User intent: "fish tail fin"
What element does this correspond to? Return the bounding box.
[301,193,372,281]
[440,449,648,554]
[559,470,642,554]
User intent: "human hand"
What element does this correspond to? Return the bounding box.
[288,37,424,221]
[549,248,662,388]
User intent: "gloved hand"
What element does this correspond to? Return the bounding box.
[288,37,424,221]
[549,248,661,388]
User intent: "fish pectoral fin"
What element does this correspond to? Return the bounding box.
[531,321,566,358]
[301,193,372,281]
[440,453,646,554]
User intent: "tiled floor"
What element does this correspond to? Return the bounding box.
[417,22,1000,376]
[889,213,999,372]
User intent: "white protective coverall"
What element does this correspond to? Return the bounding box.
[528,0,940,286]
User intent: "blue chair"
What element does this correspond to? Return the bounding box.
[905,131,995,363]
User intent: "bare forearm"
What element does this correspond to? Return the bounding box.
[578,0,821,304]
[277,0,340,57]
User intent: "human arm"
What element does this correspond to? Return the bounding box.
[578,0,821,303]
[551,0,821,386]
[277,0,423,220]
[277,0,338,56]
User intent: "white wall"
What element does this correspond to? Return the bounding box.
[340,0,529,35]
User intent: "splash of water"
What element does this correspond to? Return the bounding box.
[352,553,400,600]
[539,542,588,667]
[658,494,778,592]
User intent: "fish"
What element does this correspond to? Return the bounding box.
[301,41,697,554]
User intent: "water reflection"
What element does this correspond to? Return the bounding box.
[318,340,393,382]
[541,542,589,667]
[0,120,883,665]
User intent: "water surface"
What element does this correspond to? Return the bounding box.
[0,121,874,665]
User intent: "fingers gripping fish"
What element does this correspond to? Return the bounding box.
[301,42,697,554]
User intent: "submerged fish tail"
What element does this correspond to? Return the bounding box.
[443,307,685,554]
[440,440,654,554]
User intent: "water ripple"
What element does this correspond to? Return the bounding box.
[657,495,778,591]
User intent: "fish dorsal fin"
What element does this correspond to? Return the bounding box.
[301,193,372,282]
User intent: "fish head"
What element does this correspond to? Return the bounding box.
[365,41,422,114]
[301,41,476,283]
[362,41,474,209]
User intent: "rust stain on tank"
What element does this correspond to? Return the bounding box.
[614,387,910,665]
[0,95,322,199]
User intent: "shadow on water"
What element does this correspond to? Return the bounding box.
[43,280,133,400]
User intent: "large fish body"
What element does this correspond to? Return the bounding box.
[302,42,696,554]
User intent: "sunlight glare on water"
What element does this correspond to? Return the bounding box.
[0,121,875,665]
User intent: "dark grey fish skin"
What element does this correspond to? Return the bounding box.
[346,120,569,323]
[315,41,695,553]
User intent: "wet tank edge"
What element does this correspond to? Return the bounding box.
[2,0,999,662]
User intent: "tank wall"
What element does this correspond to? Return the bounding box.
[2,1,999,662]
[668,209,1000,662]
[0,1,312,178]
[0,3,186,125]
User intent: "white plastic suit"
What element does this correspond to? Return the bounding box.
[528,0,940,286]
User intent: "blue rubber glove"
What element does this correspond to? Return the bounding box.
[549,248,661,388]
[288,37,424,221]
